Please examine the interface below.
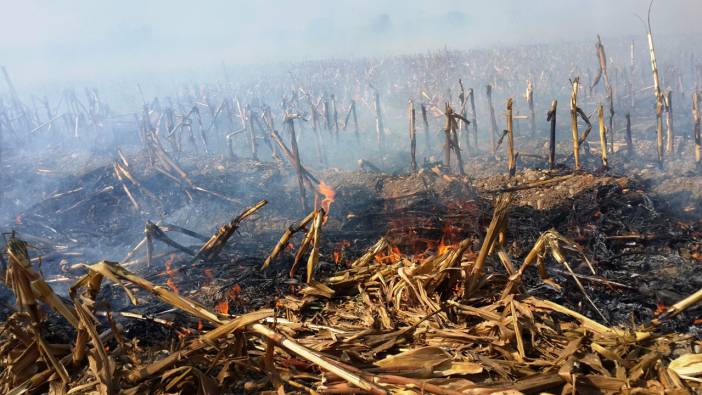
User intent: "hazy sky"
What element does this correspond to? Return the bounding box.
[1,0,700,89]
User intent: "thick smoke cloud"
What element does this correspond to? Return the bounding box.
[0,0,700,90]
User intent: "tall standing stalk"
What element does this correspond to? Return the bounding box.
[547,100,557,170]
[286,115,308,212]
[443,103,452,169]
[331,94,339,140]
[693,92,701,170]
[468,88,478,149]
[607,86,615,154]
[486,85,498,157]
[308,96,326,165]
[458,79,471,154]
[526,81,535,137]
[625,113,634,158]
[593,35,615,155]
[598,104,608,169]
[323,95,332,132]
[664,90,674,155]
[570,78,581,171]
[506,98,515,177]
[645,1,664,168]
[421,103,430,153]
[443,103,465,175]
[408,99,417,171]
[248,107,258,160]
[351,100,359,143]
[372,87,385,150]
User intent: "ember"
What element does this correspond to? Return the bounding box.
[164,254,178,294]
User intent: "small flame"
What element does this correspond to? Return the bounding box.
[286,242,295,251]
[436,222,460,255]
[374,245,402,264]
[215,284,241,315]
[437,239,451,256]
[197,320,203,332]
[318,180,336,217]
[655,303,667,316]
[215,299,229,315]
[437,238,459,256]
[332,240,351,265]
[164,254,178,294]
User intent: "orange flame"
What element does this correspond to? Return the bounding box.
[318,180,336,217]
[164,254,178,294]
[214,284,242,315]
[437,237,459,256]
[215,299,229,315]
[374,245,402,264]
[332,240,351,265]
[655,303,667,316]
[197,320,203,332]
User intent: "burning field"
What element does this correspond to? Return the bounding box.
[3,6,702,395]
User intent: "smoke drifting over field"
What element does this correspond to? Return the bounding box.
[3,2,702,393]
[2,0,701,90]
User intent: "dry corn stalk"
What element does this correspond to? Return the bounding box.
[193,199,267,262]
[465,193,511,294]
[408,99,417,171]
[645,1,665,167]
[547,100,557,169]
[598,103,608,169]
[664,89,674,155]
[526,80,535,137]
[4,236,79,328]
[81,259,383,393]
[506,98,515,176]
[486,85,498,157]
[504,229,606,322]
[468,87,478,148]
[570,78,581,170]
[70,271,104,366]
[306,209,324,283]
[261,210,316,269]
[693,92,701,169]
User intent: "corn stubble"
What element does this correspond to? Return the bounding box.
[1,187,701,394]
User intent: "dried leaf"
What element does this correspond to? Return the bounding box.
[376,346,451,371]
[438,361,484,376]
[669,353,702,377]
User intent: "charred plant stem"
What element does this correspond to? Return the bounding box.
[547,100,557,170]
[570,78,581,171]
[408,99,417,171]
[486,85,498,157]
[506,98,515,177]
